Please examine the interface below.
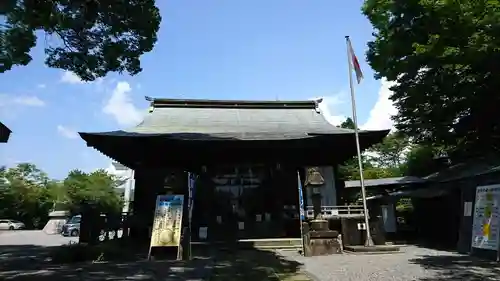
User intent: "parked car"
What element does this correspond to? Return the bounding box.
[0,219,26,230]
[61,215,81,237]
[61,214,108,237]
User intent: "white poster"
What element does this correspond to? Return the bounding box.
[357,223,366,230]
[238,222,245,230]
[471,185,500,250]
[464,201,473,217]
[199,227,208,240]
[255,214,262,222]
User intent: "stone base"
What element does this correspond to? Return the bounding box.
[344,245,401,254]
[310,238,342,256]
[310,230,338,238]
[310,219,329,231]
[308,229,342,256]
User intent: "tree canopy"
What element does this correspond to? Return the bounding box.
[0,163,123,228]
[362,0,500,158]
[1,0,161,81]
[338,118,411,180]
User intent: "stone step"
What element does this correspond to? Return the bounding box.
[343,245,401,254]
[192,238,303,250]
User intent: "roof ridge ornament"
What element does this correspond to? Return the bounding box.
[145,96,155,113]
[313,98,323,114]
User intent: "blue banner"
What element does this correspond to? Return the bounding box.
[158,195,184,207]
[187,172,197,222]
[297,172,305,221]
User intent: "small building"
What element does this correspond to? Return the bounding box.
[345,157,500,259]
[106,162,135,213]
[344,176,428,241]
[422,156,500,259]
[79,98,389,243]
[0,121,11,143]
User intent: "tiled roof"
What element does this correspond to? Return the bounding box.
[80,98,388,141]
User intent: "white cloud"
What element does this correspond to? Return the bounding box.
[313,79,397,131]
[103,81,142,127]
[0,95,46,107]
[311,93,347,126]
[12,96,46,107]
[60,71,85,84]
[59,71,106,87]
[37,84,46,89]
[360,78,397,130]
[57,125,79,139]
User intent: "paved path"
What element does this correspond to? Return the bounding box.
[277,246,500,281]
[0,230,77,246]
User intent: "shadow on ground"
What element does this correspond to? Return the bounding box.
[0,243,210,281]
[209,248,308,281]
[0,244,309,281]
[410,254,500,281]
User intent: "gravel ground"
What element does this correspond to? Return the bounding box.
[277,246,500,281]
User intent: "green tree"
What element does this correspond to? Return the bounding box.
[338,118,407,180]
[340,117,356,130]
[1,0,161,81]
[0,163,54,228]
[63,169,123,214]
[404,144,447,177]
[368,132,411,170]
[362,0,500,157]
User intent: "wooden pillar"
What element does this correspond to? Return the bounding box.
[333,164,345,205]
[130,167,165,243]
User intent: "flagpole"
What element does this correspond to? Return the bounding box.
[345,35,374,247]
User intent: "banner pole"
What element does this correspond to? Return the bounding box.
[297,170,306,256]
[345,35,374,246]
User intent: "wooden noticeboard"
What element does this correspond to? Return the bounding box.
[148,194,184,260]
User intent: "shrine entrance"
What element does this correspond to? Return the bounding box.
[190,164,302,242]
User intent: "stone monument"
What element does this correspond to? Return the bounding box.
[304,167,341,255]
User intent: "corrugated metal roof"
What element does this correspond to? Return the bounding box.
[424,156,500,182]
[366,187,448,201]
[344,176,427,188]
[81,98,386,141]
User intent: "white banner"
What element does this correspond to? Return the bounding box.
[471,185,500,250]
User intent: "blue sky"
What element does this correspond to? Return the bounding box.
[0,0,395,179]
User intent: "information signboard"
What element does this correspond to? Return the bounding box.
[148,194,184,260]
[471,185,500,251]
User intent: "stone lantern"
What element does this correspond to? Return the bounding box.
[304,167,341,256]
[305,167,328,231]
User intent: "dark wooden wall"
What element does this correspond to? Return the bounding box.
[411,189,461,249]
